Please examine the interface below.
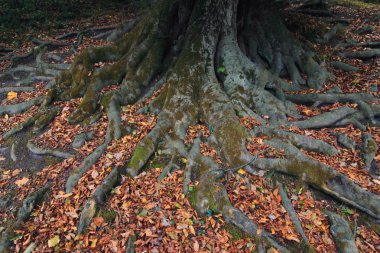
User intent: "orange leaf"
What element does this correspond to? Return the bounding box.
[15,177,29,187]
[93,217,104,226]
[189,225,196,235]
[7,91,17,100]
[193,240,200,252]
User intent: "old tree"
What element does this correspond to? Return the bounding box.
[1,0,380,252]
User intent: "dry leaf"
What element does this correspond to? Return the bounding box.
[12,169,21,176]
[15,177,29,187]
[193,240,200,251]
[91,239,98,248]
[93,217,104,226]
[7,91,17,100]
[48,235,60,247]
[91,170,99,179]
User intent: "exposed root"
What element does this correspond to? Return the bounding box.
[253,126,338,155]
[32,106,60,132]
[339,49,380,59]
[0,183,51,253]
[126,119,170,177]
[325,211,359,253]
[330,61,358,72]
[285,93,378,105]
[65,95,122,193]
[294,107,357,129]
[361,133,378,175]
[0,87,35,93]
[77,167,121,234]
[254,150,380,219]
[0,96,44,116]
[331,132,357,150]
[3,112,43,140]
[3,0,380,251]
[276,182,313,250]
[27,140,74,159]
[187,139,288,252]
[157,154,179,181]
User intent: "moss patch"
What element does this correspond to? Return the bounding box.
[98,208,117,223]
[223,223,247,241]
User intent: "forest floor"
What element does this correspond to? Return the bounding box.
[0,1,380,252]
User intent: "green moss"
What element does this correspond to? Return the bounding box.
[4,135,15,146]
[287,159,334,187]
[187,187,198,208]
[127,138,155,175]
[98,208,117,223]
[150,159,164,169]
[129,146,149,167]
[223,223,246,241]
[366,140,377,153]
[44,156,61,166]
[100,92,115,109]
[216,121,247,165]
[33,108,58,131]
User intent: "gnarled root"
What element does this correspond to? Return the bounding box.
[3,0,380,251]
[325,211,359,253]
[0,183,51,253]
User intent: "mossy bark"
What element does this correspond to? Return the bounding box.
[3,0,380,251]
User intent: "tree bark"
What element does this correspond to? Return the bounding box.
[1,0,378,252]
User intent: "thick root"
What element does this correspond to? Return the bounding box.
[0,96,44,116]
[253,126,338,155]
[294,107,356,129]
[0,183,51,253]
[65,96,122,193]
[126,119,170,177]
[361,133,378,175]
[255,154,380,219]
[27,140,74,159]
[325,211,359,253]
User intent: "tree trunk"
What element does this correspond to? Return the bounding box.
[1,0,379,252]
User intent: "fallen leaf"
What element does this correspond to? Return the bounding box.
[15,177,29,187]
[189,225,196,235]
[91,170,99,179]
[93,217,104,226]
[144,202,155,210]
[302,109,313,116]
[91,239,98,248]
[193,240,200,251]
[48,235,60,247]
[12,169,21,176]
[145,228,153,237]
[7,91,17,100]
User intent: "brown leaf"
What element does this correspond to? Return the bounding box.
[93,217,104,226]
[15,177,29,187]
[193,240,200,251]
[7,91,17,100]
